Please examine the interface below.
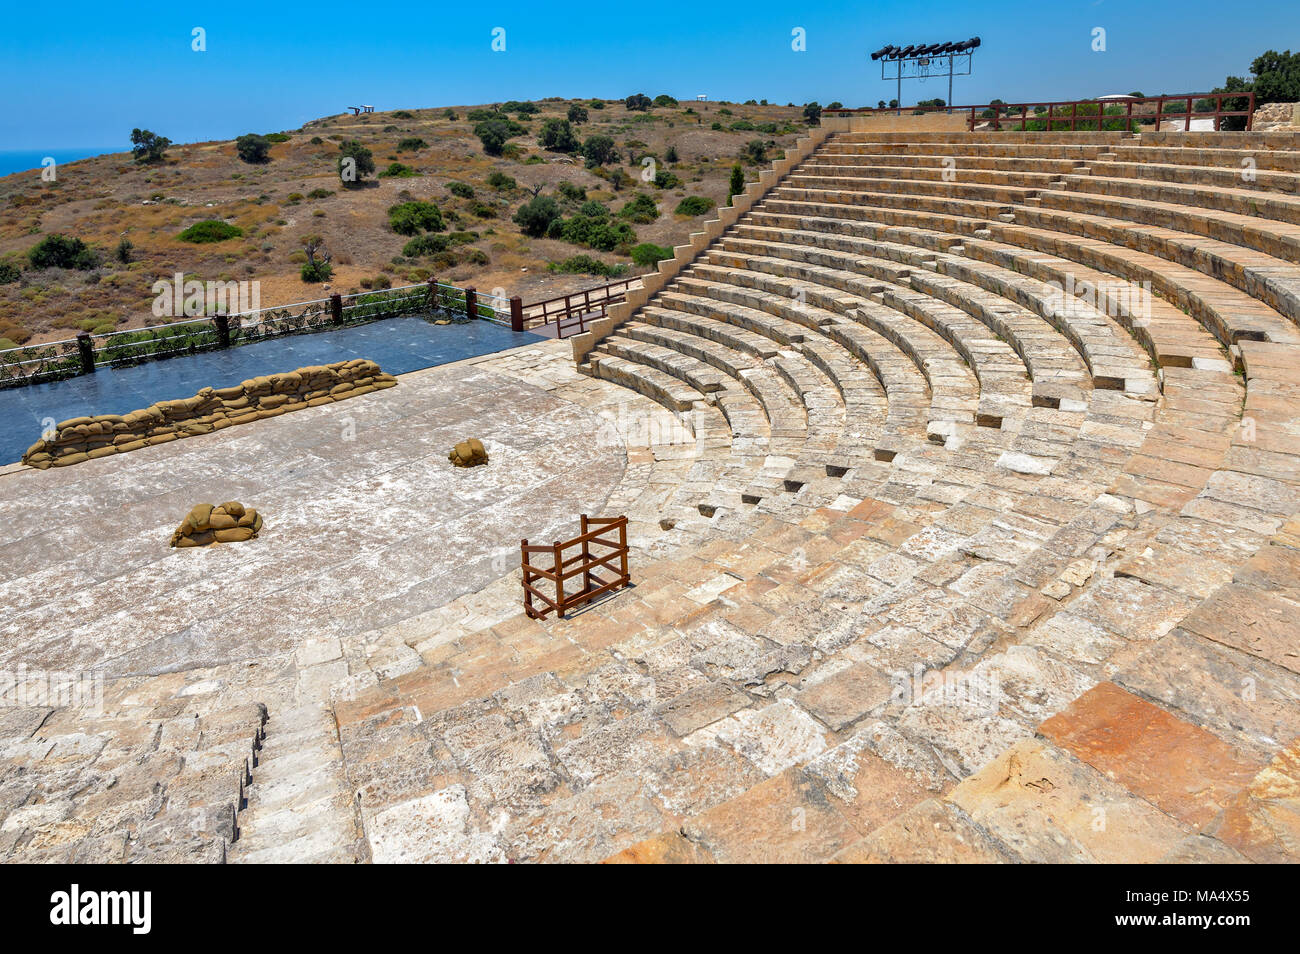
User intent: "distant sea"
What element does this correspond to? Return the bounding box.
[0,147,126,178]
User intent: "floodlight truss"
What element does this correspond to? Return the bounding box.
[869,38,980,113]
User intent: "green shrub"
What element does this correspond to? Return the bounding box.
[653,94,678,107]
[301,260,333,282]
[728,164,744,204]
[177,220,243,244]
[448,181,474,198]
[307,188,334,199]
[337,140,376,184]
[653,169,680,189]
[236,134,272,163]
[619,193,659,223]
[392,110,414,120]
[0,261,21,284]
[539,118,580,153]
[388,200,444,234]
[665,145,679,163]
[581,134,618,168]
[568,104,589,124]
[553,214,635,251]
[114,238,133,263]
[263,132,290,142]
[397,137,427,151]
[474,119,511,156]
[547,255,628,277]
[379,162,417,178]
[630,243,672,267]
[556,182,587,203]
[403,234,451,257]
[487,171,516,191]
[513,195,561,236]
[625,93,652,111]
[674,195,711,216]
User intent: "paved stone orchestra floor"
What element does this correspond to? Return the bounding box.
[0,346,633,678]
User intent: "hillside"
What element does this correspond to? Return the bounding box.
[0,98,811,347]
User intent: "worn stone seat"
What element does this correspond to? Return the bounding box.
[763,192,1300,348]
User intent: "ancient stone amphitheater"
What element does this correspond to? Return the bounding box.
[4,126,1299,863]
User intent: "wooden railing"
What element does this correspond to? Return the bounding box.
[521,278,641,338]
[521,515,630,619]
[826,91,1257,132]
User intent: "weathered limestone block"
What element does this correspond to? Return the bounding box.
[448,438,489,468]
[21,359,398,469]
[170,502,263,548]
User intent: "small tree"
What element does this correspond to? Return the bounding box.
[337,140,375,185]
[130,128,171,164]
[802,102,822,126]
[567,104,589,124]
[475,119,510,156]
[538,118,580,153]
[653,94,678,107]
[28,234,97,270]
[114,238,134,263]
[235,133,272,164]
[665,145,679,163]
[300,234,333,282]
[581,134,618,168]
[625,93,652,111]
[513,195,561,237]
[727,164,744,205]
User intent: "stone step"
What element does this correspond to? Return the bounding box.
[229,703,365,864]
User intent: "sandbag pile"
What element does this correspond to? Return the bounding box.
[448,438,489,467]
[170,501,263,548]
[22,359,398,469]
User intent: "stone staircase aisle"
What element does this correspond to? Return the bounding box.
[228,703,368,864]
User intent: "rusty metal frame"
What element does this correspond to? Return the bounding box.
[521,515,630,619]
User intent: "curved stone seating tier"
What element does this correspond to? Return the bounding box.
[1086,158,1300,194]
[1110,143,1300,174]
[762,190,1300,349]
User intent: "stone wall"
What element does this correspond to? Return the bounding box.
[1253,102,1300,131]
[23,359,397,469]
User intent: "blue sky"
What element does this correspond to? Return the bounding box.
[1,0,1292,150]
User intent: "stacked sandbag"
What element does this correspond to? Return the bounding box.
[448,438,489,467]
[170,501,264,548]
[22,359,398,469]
